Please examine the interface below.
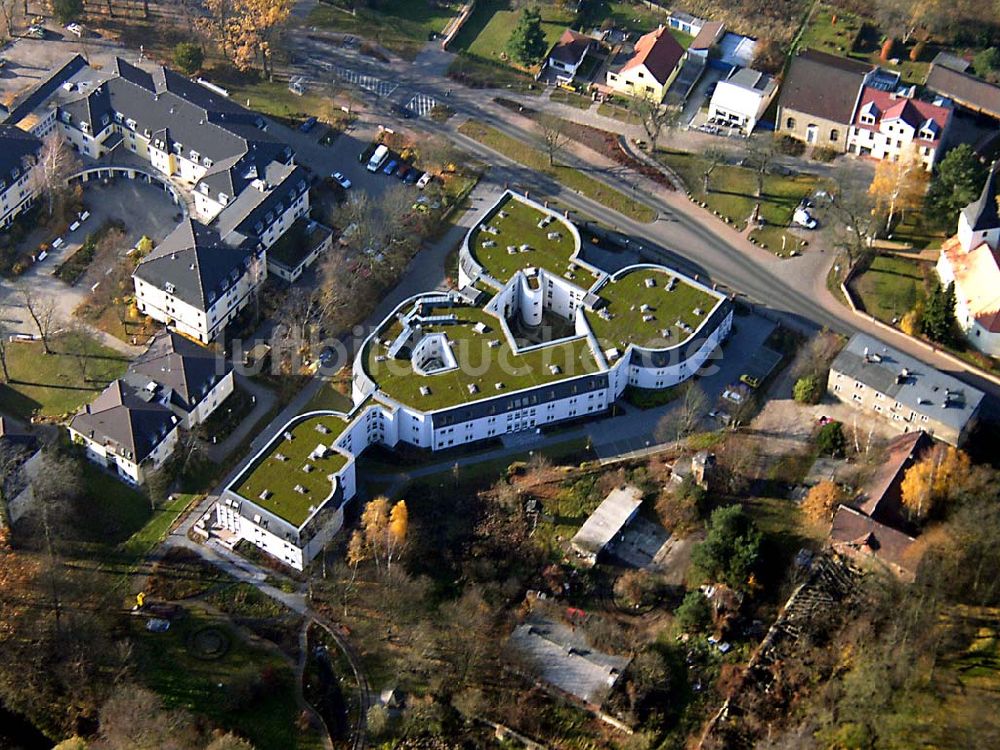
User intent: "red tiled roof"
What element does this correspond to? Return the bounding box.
[855,431,931,526]
[940,234,1000,333]
[830,505,920,582]
[853,87,952,143]
[690,21,724,51]
[622,26,685,85]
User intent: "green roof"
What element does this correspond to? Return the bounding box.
[267,219,332,270]
[586,267,719,352]
[467,193,584,284]
[232,413,350,526]
[365,303,600,410]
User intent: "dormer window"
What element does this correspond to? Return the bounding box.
[207,291,216,303]
[60,111,71,124]
[143,128,151,137]
[204,157,213,167]
[11,168,19,179]
[173,143,182,154]
[125,117,136,129]
[100,114,110,127]
[199,183,209,195]
[189,150,199,161]
[254,221,264,234]
[80,121,90,133]
[219,193,229,205]
[265,211,274,224]
[114,112,123,123]
[165,282,176,294]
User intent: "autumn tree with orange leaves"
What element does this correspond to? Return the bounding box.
[802,480,843,524]
[202,0,293,77]
[900,444,971,521]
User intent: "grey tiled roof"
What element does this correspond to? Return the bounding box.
[69,380,177,463]
[128,330,231,413]
[779,49,873,123]
[962,161,1000,232]
[830,334,984,433]
[0,125,41,186]
[133,219,258,310]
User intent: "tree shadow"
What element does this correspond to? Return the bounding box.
[0,383,41,421]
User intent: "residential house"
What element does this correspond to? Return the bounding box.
[606,25,685,101]
[935,162,1000,356]
[128,330,234,428]
[926,63,1000,121]
[546,29,595,83]
[68,380,180,484]
[708,68,778,134]
[847,87,953,169]
[776,50,879,150]
[0,126,41,230]
[826,334,984,446]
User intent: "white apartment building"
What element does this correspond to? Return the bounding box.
[214,192,735,569]
[0,126,41,229]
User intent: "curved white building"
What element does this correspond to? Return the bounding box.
[218,191,733,568]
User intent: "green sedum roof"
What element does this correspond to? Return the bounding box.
[232,413,350,526]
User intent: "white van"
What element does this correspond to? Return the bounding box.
[366,144,389,173]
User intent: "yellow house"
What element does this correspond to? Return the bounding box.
[606,25,685,102]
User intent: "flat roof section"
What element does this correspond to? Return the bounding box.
[467,193,581,285]
[365,300,601,411]
[571,485,643,560]
[232,413,351,527]
[586,267,720,352]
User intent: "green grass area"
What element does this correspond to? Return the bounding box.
[459,119,657,222]
[468,192,579,282]
[585,267,720,351]
[850,255,928,323]
[134,607,322,749]
[308,0,462,58]
[365,300,601,411]
[797,4,930,85]
[119,492,196,562]
[450,0,573,70]
[0,335,129,420]
[209,582,289,619]
[657,149,827,254]
[889,211,950,251]
[550,88,594,109]
[597,101,641,125]
[447,54,542,93]
[266,219,331,271]
[579,1,673,35]
[73,462,157,548]
[299,382,354,414]
[226,78,345,125]
[232,414,350,526]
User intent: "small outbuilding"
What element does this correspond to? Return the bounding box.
[571,485,643,566]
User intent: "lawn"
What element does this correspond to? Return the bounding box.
[550,89,594,109]
[657,149,827,254]
[133,607,323,749]
[458,120,657,222]
[850,255,928,323]
[231,413,350,526]
[226,78,350,127]
[578,1,675,35]
[73,461,157,548]
[308,0,463,58]
[450,0,573,70]
[266,219,332,272]
[797,4,931,85]
[0,334,130,420]
[597,102,641,125]
[300,381,354,415]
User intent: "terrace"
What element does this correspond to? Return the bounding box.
[586,267,720,352]
[467,193,584,285]
[231,413,351,527]
[365,300,600,411]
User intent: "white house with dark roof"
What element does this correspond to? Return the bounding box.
[546,29,595,83]
[68,380,180,484]
[0,125,42,229]
[935,162,1000,356]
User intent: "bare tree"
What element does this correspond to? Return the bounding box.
[62,322,93,383]
[0,322,9,382]
[537,114,571,167]
[20,289,58,354]
[701,146,730,193]
[629,98,682,153]
[28,130,80,218]
[744,135,776,198]
[827,180,878,267]
[653,382,709,446]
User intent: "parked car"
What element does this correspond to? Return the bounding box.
[793,206,817,230]
[739,374,761,389]
[396,164,411,180]
[299,116,318,133]
[416,172,433,189]
[331,171,352,189]
[25,25,45,38]
[404,169,421,185]
[66,23,82,37]
[383,159,399,175]
[394,104,415,120]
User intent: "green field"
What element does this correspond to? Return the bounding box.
[134,608,323,749]
[0,334,130,420]
[850,255,928,323]
[450,0,573,68]
[586,267,720,352]
[308,0,463,58]
[300,382,355,414]
[232,413,350,526]
[459,120,657,222]
[657,149,827,254]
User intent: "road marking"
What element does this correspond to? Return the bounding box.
[334,66,398,97]
[405,93,437,117]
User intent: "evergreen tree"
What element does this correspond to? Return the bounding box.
[925,144,987,227]
[922,281,959,346]
[691,505,762,592]
[506,7,548,67]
